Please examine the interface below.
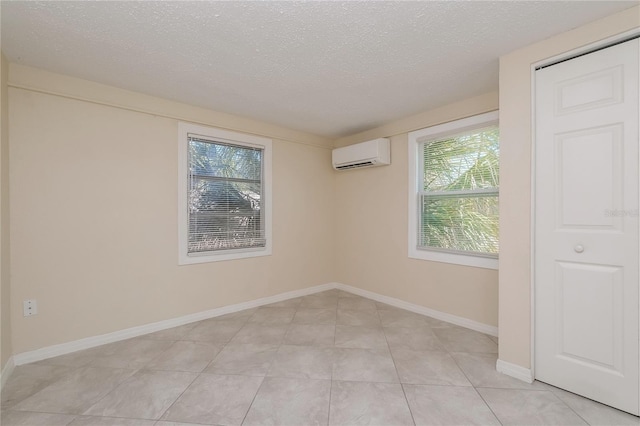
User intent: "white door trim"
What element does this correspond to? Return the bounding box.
[530,28,640,386]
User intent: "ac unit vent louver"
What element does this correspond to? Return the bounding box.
[335,161,376,170]
[332,138,390,171]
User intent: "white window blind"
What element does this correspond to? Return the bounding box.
[418,125,499,257]
[187,136,265,254]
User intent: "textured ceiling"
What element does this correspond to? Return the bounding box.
[1,1,637,138]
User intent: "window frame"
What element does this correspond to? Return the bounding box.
[407,111,499,270]
[178,122,272,265]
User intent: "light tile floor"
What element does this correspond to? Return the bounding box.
[1,290,638,425]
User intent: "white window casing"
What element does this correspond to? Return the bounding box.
[178,122,272,265]
[408,111,499,270]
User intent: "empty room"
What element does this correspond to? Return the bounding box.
[1,1,639,425]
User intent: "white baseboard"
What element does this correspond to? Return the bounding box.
[496,359,533,383]
[13,281,500,366]
[1,356,15,390]
[335,282,498,337]
[13,283,334,366]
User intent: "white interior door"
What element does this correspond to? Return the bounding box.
[534,38,639,415]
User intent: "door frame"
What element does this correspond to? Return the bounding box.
[530,28,640,386]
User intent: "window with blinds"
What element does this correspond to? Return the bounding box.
[419,125,499,256]
[408,111,499,269]
[188,137,265,253]
[178,122,272,265]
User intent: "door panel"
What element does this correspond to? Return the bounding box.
[555,65,623,115]
[557,125,622,229]
[535,38,639,415]
[556,261,622,371]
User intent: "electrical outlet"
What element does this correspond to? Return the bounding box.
[23,299,38,316]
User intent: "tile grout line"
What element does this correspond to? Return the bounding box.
[70,366,141,418]
[473,387,505,426]
[327,372,334,425]
[241,298,303,425]
[153,365,208,423]
[126,314,242,423]
[546,390,592,426]
[199,339,226,374]
[378,306,418,426]
[330,295,351,421]
[142,340,180,372]
[239,375,267,425]
[442,333,503,425]
[435,326,505,425]
[331,293,337,423]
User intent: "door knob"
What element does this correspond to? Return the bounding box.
[574,245,584,253]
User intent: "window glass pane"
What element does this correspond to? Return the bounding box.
[423,126,499,192]
[189,138,262,181]
[188,137,264,254]
[420,194,499,255]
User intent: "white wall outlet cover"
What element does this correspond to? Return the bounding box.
[23,299,38,316]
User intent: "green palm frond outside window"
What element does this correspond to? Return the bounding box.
[419,126,499,256]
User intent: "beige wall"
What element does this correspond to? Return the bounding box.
[1,52,12,370]
[333,93,500,327]
[8,65,335,353]
[499,6,640,369]
[6,65,502,358]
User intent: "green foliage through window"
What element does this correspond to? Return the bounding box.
[419,126,499,256]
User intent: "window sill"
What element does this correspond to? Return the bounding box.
[408,248,498,270]
[179,246,272,265]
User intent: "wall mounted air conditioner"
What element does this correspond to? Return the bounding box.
[332,138,391,170]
